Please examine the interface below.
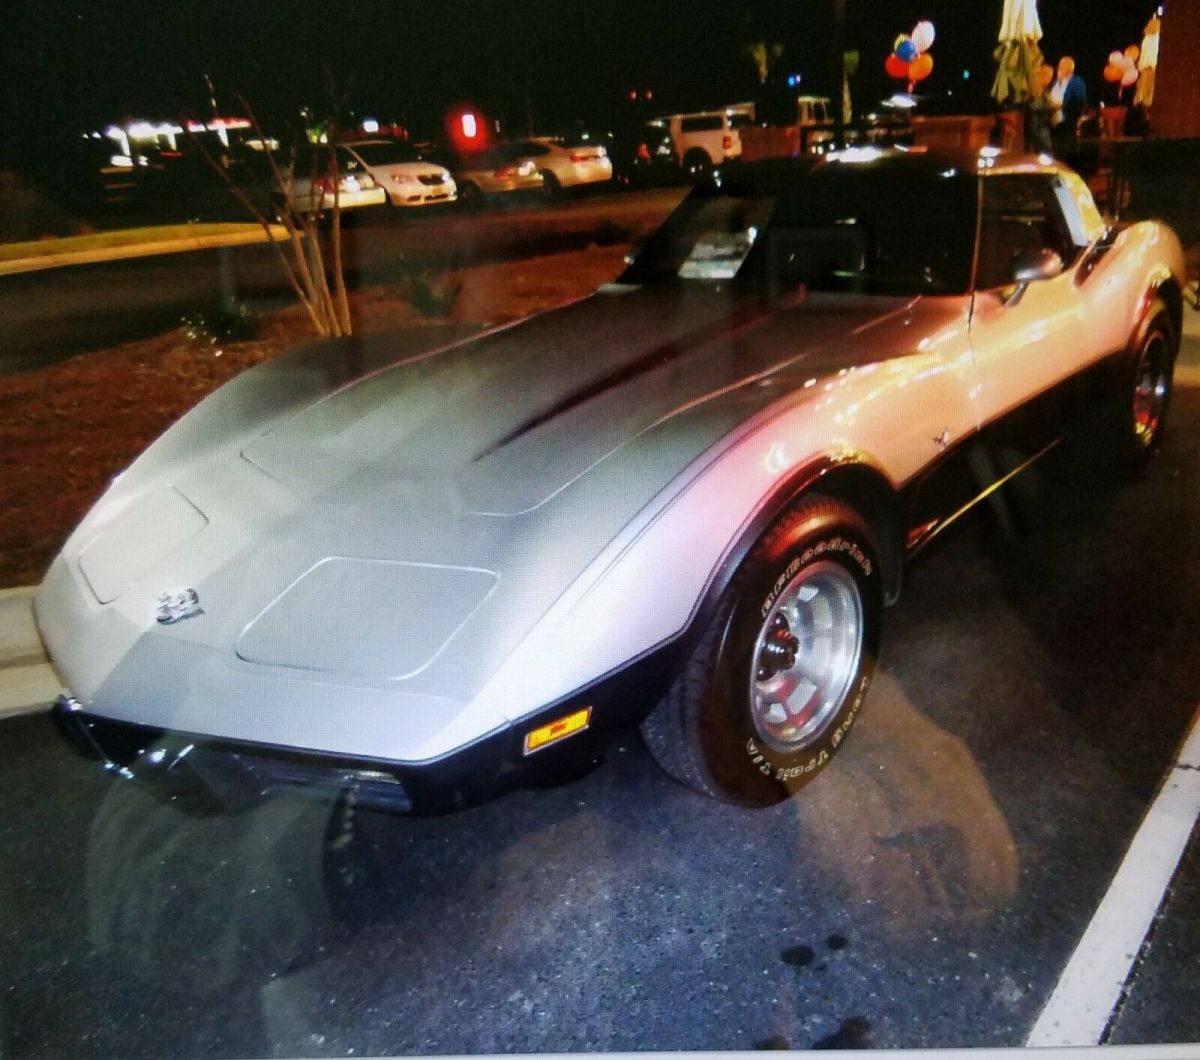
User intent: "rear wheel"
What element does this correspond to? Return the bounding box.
[458,181,482,208]
[640,495,882,806]
[1114,299,1176,466]
[683,149,713,182]
[539,170,561,199]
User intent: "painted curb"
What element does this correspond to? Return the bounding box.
[0,664,60,720]
[0,225,291,277]
[0,586,43,669]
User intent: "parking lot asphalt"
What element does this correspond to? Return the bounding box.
[1,379,1198,1056]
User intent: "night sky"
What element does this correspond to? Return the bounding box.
[1,0,1159,168]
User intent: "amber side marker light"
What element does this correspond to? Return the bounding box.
[523,707,592,755]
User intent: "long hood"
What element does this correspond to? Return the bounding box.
[240,284,915,515]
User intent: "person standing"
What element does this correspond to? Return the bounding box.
[1049,56,1087,156]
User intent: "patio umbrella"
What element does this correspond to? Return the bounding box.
[992,0,1046,105]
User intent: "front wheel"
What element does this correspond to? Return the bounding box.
[640,495,882,806]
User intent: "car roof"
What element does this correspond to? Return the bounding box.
[726,145,1069,185]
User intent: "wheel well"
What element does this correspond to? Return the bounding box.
[804,465,904,605]
[1154,279,1184,342]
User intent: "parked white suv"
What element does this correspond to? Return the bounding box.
[658,104,755,178]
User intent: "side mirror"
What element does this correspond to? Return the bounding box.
[1006,247,1064,307]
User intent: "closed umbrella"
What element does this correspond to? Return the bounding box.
[1134,14,1160,106]
[992,0,1046,105]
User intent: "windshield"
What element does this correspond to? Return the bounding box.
[620,165,975,295]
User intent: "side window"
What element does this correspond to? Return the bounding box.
[976,175,1077,290]
[681,115,722,133]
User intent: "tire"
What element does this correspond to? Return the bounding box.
[540,170,561,199]
[640,495,883,806]
[683,149,713,183]
[1116,298,1176,466]
[458,181,482,208]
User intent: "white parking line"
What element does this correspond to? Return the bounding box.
[1026,706,1200,1047]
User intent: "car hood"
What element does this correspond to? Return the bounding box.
[240,283,915,516]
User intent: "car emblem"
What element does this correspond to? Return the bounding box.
[155,588,203,625]
[933,428,950,451]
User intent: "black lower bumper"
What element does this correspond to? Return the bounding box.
[51,665,666,815]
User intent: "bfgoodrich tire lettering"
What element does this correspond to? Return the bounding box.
[640,495,882,806]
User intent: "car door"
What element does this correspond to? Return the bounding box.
[966,172,1089,463]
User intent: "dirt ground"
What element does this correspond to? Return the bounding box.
[0,244,629,587]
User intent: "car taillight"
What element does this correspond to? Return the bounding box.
[569,151,590,163]
[314,176,333,193]
[723,135,733,150]
[636,142,651,161]
[494,165,515,178]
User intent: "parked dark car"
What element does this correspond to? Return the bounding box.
[608,120,683,188]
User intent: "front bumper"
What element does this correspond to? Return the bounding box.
[50,639,669,815]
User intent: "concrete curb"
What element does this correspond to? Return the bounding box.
[0,586,43,668]
[0,586,60,719]
[0,225,291,277]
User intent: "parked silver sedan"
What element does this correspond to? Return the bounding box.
[451,143,545,204]
[40,148,1184,815]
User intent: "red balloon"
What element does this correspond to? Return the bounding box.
[885,53,909,79]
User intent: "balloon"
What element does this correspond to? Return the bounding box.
[911,20,936,54]
[1124,44,1140,63]
[1121,65,1139,87]
[1103,62,1123,83]
[895,37,918,63]
[1108,50,1125,66]
[1038,63,1054,89]
[908,53,934,83]
[885,52,910,79]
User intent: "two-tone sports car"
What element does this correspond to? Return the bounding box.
[38,146,1185,813]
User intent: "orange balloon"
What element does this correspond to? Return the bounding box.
[1038,63,1054,88]
[908,53,934,82]
[1103,62,1124,83]
[1124,44,1141,63]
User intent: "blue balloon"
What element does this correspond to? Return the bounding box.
[895,39,918,63]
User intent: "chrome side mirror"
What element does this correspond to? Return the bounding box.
[1006,247,1064,307]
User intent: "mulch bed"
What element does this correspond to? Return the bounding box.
[0,245,628,587]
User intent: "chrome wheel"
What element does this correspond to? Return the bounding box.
[1132,334,1171,449]
[749,559,863,752]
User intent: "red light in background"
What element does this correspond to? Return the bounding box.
[445,104,493,152]
[629,90,638,101]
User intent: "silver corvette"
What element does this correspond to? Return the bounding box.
[39,147,1185,813]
